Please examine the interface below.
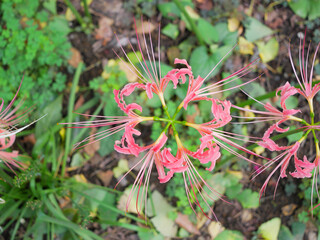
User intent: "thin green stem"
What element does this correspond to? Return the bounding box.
[71,102,104,145]
[61,62,84,177]
[81,0,92,22]
[172,0,204,45]
[64,0,85,26]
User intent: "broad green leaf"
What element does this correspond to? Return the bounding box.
[258,217,281,240]
[215,230,244,240]
[288,0,320,20]
[162,23,179,40]
[286,126,304,144]
[197,18,218,44]
[278,225,294,240]
[98,126,123,156]
[226,183,243,200]
[35,95,62,137]
[291,221,306,239]
[244,17,274,42]
[236,189,259,209]
[256,37,279,63]
[190,46,220,79]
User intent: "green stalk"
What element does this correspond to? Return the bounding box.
[61,62,84,177]
[71,102,104,145]
[172,0,204,45]
[64,0,85,26]
[81,0,92,22]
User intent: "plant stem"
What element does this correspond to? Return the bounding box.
[172,0,204,45]
[61,62,84,177]
[64,0,85,26]
[81,0,92,22]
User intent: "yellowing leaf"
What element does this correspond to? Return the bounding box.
[228,18,240,32]
[256,37,279,63]
[253,145,265,155]
[258,217,281,240]
[65,8,75,21]
[239,37,254,55]
[208,222,225,239]
[113,159,129,178]
[73,174,88,183]
[185,6,200,19]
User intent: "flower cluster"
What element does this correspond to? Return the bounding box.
[237,33,320,204]
[0,80,28,172]
[63,20,263,219]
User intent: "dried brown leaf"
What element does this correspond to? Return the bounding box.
[175,213,200,235]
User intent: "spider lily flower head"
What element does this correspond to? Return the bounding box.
[0,130,23,173]
[115,132,168,216]
[232,82,301,151]
[288,31,320,101]
[160,135,224,220]
[0,78,37,139]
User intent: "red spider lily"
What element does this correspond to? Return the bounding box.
[160,137,225,220]
[115,132,167,217]
[0,130,23,173]
[233,82,301,151]
[63,17,263,219]
[289,31,320,101]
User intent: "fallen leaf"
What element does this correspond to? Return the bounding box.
[239,37,254,55]
[118,61,139,82]
[228,18,240,32]
[256,37,279,63]
[95,17,113,46]
[68,47,83,68]
[208,222,225,239]
[117,185,139,214]
[74,95,85,111]
[175,213,200,235]
[113,159,129,178]
[84,140,100,156]
[73,174,88,183]
[258,217,281,240]
[22,134,36,145]
[135,21,156,34]
[241,209,253,222]
[65,8,75,21]
[281,204,297,216]
[97,170,114,186]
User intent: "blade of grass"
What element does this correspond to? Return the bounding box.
[38,212,103,240]
[10,206,27,240]
[61,62,84,177]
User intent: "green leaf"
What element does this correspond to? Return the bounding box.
[190,46,221,79]
[162,23,179,40]
[226,183,243,200]
[258,217,281,240]
[286,126,304,144]
[197,18,218,44]
[256,37,279,63]
[244,17,274,42]
[215,230,244,240]
[291,221,306,239]
[35,95,62,137]
[278,225,294,240]
[236,189,259,209]
[97,126,122,156]
[288,0,320,20]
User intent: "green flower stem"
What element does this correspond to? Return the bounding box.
[81,0,92,23]
[64,0,85,26]
[61,62,84,177]
[71,101,104,146]
[172,0,204,46]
